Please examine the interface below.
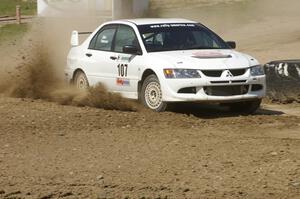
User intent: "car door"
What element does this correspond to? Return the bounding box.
[111,24,143,97]
[83,25,119,91]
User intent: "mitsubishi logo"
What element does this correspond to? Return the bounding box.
[225,70,234,77]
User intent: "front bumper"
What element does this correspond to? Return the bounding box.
[161,75,266,102]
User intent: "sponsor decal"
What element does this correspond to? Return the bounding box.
[116,78,130,86]
[120,56,131,61]
[150,23,196,28]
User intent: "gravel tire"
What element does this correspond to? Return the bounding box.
[74,71,89,90]
[141,74,168,112]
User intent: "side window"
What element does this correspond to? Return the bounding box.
[114,25,139,53]
[89,33,98,49]
[89,27,116,51]
[95,29,116,51]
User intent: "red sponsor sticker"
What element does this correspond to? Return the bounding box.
[116,78,130,86]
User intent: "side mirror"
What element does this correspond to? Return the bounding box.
[71,30,79,47]
[123,45,141,55]
[226,41,236,49]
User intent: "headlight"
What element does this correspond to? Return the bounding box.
[164,69,201,78]
[250,65,265,76]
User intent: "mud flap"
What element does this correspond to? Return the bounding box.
[264,60,300,103]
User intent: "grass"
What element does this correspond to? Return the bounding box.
[0,0,34,43]
[0,0,36,16]
[0,23,29,43]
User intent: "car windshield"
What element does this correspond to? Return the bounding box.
[138,23,230,52]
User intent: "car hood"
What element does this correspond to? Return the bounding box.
[148,49,259,70]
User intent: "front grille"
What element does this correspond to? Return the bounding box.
[204,85,249,96]
[230,69,246,76]
[201,69,247,77]
[231,80,247,83]
[210,80,247,84]
[210,81,230,84]
[201,70,223,77]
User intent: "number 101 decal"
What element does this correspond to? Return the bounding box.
[118,64,128,77]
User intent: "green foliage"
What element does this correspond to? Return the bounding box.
[0,23,29,42]
[0,0,37,16]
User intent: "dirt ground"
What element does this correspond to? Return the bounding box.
[1,0,300,198]
[0,97,299,199]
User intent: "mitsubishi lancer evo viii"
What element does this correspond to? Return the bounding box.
[66,18,266,113]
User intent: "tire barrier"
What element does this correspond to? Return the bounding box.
[264,60,300,103]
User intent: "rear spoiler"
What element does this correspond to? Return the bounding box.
[70,31,92,47]
[78,32,93,35]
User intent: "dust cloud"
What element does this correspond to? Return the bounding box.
[0,22,138,112]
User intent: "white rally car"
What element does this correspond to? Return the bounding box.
[66,18,266,113]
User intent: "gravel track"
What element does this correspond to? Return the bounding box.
[0,97,299,198]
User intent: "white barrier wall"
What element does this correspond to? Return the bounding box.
[37,0,149,19]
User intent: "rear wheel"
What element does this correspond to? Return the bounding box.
[74,71,89,90]
[141,74,168,112]
[228,99,262,115]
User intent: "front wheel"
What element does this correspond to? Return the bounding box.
[227,99,262,115]
[141,74,168,112]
